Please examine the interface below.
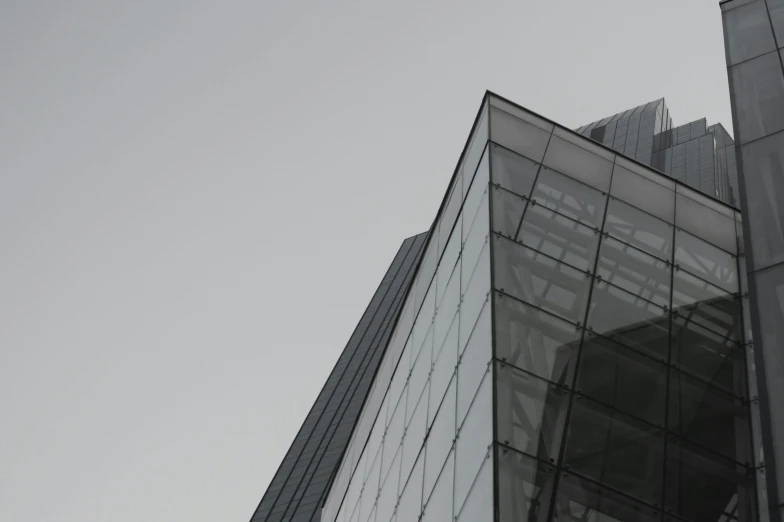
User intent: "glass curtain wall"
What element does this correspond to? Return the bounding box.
[487,95,756,522]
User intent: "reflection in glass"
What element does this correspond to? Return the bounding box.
[723,0,776,65]
[517,203,601,272]
[605,197,673,261]
[490,143,541,198]
[530,166,607,228]
[497,445,555,522]
[610,163,675,223]
[576,333,667,427]
[496,363,569,463]
[493,292,581,387]
[596,236,671,308]
[552,472,661,522]
[489,106,552,163]
[492,185,527,238]
[669,369,751,465]
[676,193,738,254]
[541,135,613,193]
[586,280,669,362]
[493,235,592,324]
[674,229,738,294]
[664,437,755,522]
[564,395,664,505]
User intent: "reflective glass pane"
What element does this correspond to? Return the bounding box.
[457,301,491,423]
[669,369,751,465]
[674,229,738,294]
[490,143,541,198]
[422,451,453,522]
[497,446,556,522]
[542,135,613,192]
[489,106,552,163]
[586,280,669,362]
[530,166,607,228]
[456,450,492,521]
[430,315,457,427]
[461,195,489,295]
[408,337,432,418]
[671,314,747,398]
[552,472,662,522]
[436,221,461,306]
[463,154,489,243]
[437,183,461,265]
[491,185,527,238]
[576,332,667,427]
[493,292,581,387]
[564,395,664,504]
[496,363,569,463]
[596,236,671,308]
[460,243,490,351]
[772,0,784,47]
[493,235,592,324]
[361,450,381,521]
[454,373,492,512]
[676,193,737,254]
[604,197,673,261]
[383,392,406,477]
[424,377,455,499]
[724,0,776,65]
[461,107,488,199]
[434,267,459,358]
[729,52,784,144]
[517,203,602,272]
[610,163,675,223]
[377,447,401,522]
[397,453,424,522]
[664,437,755,522]
[739,132,784,271]
[401,383,428,484]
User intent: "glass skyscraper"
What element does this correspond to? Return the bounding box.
[247,2,784,520]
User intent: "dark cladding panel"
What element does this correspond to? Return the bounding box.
[249,233,427,522]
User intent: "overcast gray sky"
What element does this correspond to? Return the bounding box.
[0,1,731,521]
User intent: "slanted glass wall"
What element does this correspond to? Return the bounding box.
[321,99,494,522]
[487,95,757,522]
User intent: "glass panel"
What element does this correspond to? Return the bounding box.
[461,192,489,295]
[610,163,675,223]
[671,314,747,398]
[724,0,776,65]
[430,315,457,427]
[669,369,752,465]
[530,166,607,228]
[771,0,784,48]
[616,154,675,190]
[739,132,784,271]
[517,203,602,272]
[491,185,527,238]
[437,182,461,265]
[401,382,428,485]
[456,451,492,522]
[463,153,490,243]
[674,229,738,294]
[576,332,667,427]
[386,355,409,428]
[664,437,755,522]
[488,94,554,132]
[586,280,669,362]
[376,446,401,522]
[596,235,672,308]
[408,334,432,418]
[460,242,490,352]
[490,143,541,198]
[424,376,456,500]
[729,52,784,144]
[436,219,461,306]
[564,395,664,505]
[454,373,492,513]
[412,283,436,368]
[489,106,552,163]
[497,446,556,522]
[493,292,581,387]
[434,266,459,358]
[461,106,488,199]
[542,135,613,193]
[421,451,453,522]
[552,472,662,522]
[361,450,382,522]
[676,193,737,254]
[604,197,673,261]
[457,300,491,423]
[383,389,406,478]
[496,362,570,463]
[493,235,593,324]
[397,452,424,522]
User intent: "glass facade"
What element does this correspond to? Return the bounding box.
[313,93,757,522]
[723,1,784,520]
